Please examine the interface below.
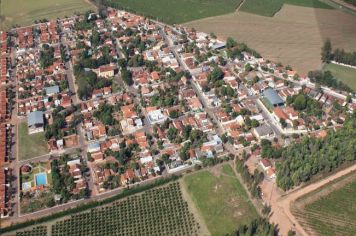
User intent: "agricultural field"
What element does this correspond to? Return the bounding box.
[240,0,332,17]
[14,226,48,236]
[18,122,48,160]
[103,0,242,24]
[183,164,258,236]
[292,172,356,236]
[12,182,201,236]
[323,63,356,91]
[186,5,356,74]
[0,0,95,31]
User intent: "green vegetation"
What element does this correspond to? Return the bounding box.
[1,175,180,234]
[240,0,332,17]
[103,0,242,24]
[18,122,48,160]
[236,158,264,198]
[323,63,356,91]
[308,70,353,92]
[0,0,95,31]
[293,177,356,236]
[39,44,54,69]
[276,114,356,190]
[227,218,277,236]
[183,164,258,236]
[50,182,198,236]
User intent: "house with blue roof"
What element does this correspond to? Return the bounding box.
[263,88,284,107]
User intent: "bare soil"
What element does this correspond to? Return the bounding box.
[185,5,356,74]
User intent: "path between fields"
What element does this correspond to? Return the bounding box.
[235,0,246,13]
[276,164,356,236]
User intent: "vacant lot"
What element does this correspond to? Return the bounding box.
[240,0,332,16]
[183,164,258,236]
[103,0,242,24]
[0,0,95,31]
[323,63,356,91]
[186,5,356,74]
[18,122,48,160]
[292,172,356,235]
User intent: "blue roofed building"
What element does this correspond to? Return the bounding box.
[28,111,44,134]
[45,85,60,96]
[263,88,284,107]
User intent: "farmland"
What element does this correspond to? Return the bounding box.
[240,0,332,17]
[323,63,356,91]
[186,5,356,73]
[12,182,201,236]
[103,0,242,24]
[18,122,48,160]
[292,172,356,236]
[0,0,95,31]
[183,164,258,236]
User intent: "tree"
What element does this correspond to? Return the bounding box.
[293,94,307,110]
[208,66,224,83]
[321,39,332,63]
[226,37,237,49]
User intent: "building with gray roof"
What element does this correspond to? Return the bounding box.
[263,88,284,107]
[45,85,60,96]
[28,111,44,134]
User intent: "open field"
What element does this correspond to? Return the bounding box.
[18,122,48,160]
[291,171,356,236]
[186,5,356,74]
[240,0,332,17]
[0,0,95,31]
[10,182,201,236]
[103,0,242,24]
[183,164,258,236]
[323,63,356,91]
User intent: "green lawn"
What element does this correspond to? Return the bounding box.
[323,63,356,91]
[18,122,48,160]
[0,0,95,30]
[240,0,333,17]
[103,0,242,24]
[183,164,258,236]
[301,179,356,235]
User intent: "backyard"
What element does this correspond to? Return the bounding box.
[18,122,48,160]
[103,0,242,24]
[323,63,356,91]
[0,0,95,30]
[183,164,258,236]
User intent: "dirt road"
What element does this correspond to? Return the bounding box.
[272,164,356,236]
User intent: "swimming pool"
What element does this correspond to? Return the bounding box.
[35,172,47,186]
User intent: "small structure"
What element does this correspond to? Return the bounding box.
[28,111,44,134]
[263,88,284,107]
[147,109,167,124]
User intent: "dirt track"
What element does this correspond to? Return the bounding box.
[185,5,356,74]
[273,164,356,236]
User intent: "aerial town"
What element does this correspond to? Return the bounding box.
[0,6,355,236]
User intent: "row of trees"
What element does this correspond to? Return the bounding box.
[277,113,356,190]
[321,39,356,66]
[308,70,353,92]
[236,157,264,199]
